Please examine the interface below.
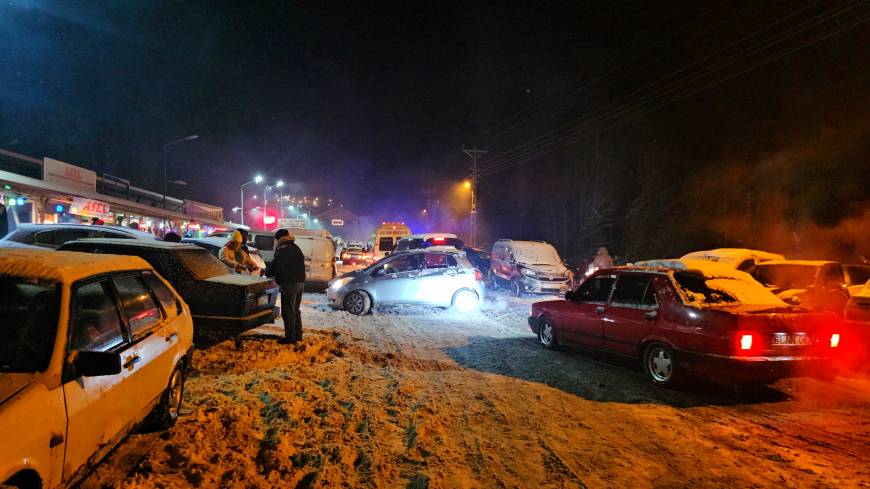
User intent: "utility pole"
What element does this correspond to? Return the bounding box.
[462,148,487,247]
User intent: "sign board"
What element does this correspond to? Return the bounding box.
[183,199,224,223]
[43,158,97,193]
[278,218,307,229]
[70,197,110,218]
[330,219,344,226]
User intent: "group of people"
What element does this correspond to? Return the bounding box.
[216,228,307,345]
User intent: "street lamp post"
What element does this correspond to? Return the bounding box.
[162,134,199,210]
[262,180,284,229]
[240,175,263,226]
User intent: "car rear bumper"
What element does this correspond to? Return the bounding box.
[677,349,833,383]
[193,306,280,333]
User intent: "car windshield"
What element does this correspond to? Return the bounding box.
[0,275,60,373]
[755,264,817,289]
[512,242,561,266]
[176,249,232,279]
[673,271,785,307]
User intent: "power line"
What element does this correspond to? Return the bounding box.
[477,6,870,178]
[472,1,867,178]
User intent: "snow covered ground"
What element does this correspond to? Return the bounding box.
[82,290,870,488]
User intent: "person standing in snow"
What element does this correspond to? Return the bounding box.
[265,229,306,344]
[586,246,615,276]
[220,230,260,274]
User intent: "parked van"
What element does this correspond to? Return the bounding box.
[373,222,411,260]
[490,239,572,296]
[249,229,337,288]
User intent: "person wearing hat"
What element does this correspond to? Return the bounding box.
[220,230,260,274]
[265,228,306,344]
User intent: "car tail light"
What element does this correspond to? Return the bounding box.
[341,253,349,260]
[830,333,840,348]
[740,334,753,350]
[474,269,482,281]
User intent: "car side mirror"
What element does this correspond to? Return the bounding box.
[72,350,122,377]
[565,290,575,301]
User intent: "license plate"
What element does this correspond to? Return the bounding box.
[771,333,811,346]
[257,295,269,307]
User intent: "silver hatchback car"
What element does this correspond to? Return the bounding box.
[326,248,485,315]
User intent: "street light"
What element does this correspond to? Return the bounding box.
[240,174,263,226]
[162,134,199,209]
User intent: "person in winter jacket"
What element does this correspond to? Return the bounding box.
[265,229,306,343]
[220,230,260,274]
[586,246,615,276]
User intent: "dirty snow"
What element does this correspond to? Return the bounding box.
[83,291,870,488]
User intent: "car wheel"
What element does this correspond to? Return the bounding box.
[344,290,371,315]
[510,279,523,297]
[452,289,480,312]
[643,343,679,387]
[148,362,187,429]
[538,317,558,350]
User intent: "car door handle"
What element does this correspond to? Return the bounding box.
[595,306,605,316]
[123,355,141,369]
[645,310,658,321]
[49,432,64,448]
[165,332,178,342]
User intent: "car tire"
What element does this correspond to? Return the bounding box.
[642,342,680,387]
[451,289,480,312]
[344,290,371,315]
[510,279,523,297]
[537,317,558,350]
[148,362,187,430]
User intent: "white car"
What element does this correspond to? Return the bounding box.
[680,248,785,273]
[250,230,337,287]
[0,249,194,488]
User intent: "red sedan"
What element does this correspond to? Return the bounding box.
[528,259,841,386]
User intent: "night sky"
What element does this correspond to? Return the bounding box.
[2,1,869,258]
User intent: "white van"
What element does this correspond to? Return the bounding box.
[249,230,336,288]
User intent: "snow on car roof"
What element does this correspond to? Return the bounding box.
[11,222,160,240]
[756,260,838,266]
[0,249,151,283]
[64,238,203,251]
[631,258,785,307]
[680,248,784,265]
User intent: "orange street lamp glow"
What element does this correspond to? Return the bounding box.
[463,180,472,190]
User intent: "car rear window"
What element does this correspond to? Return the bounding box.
[0,275,60,372]
[177,249,231,280]
[754,264,817,289]
[254,235,275,251]
[673,271,784,307]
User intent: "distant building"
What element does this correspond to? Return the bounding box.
[316,207,366,242]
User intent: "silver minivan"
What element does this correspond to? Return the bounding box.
[326,248,485,314]
[249,230,337,287]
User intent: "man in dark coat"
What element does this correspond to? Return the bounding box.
[265,229,306,343]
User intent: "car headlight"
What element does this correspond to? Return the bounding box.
[329,277,353,290]
[521,268,537,278]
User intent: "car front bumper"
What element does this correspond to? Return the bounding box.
[520,276,570,295]
[677,349,833,383]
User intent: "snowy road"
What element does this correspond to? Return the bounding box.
[83,290,870,488]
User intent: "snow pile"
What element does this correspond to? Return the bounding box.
[680,248,785,267]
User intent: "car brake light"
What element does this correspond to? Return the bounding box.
[433,237,445,243]
[740,334,753,351]
[831,333,840,348]
[474,269,482,281]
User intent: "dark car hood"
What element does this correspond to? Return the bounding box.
[205,274,273,287]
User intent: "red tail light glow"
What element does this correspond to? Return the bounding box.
[830,333,840,348]
[474,269,482,281]
[740,334,753,351]
[432,237,445,243]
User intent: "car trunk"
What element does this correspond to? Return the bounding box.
[187,274,278,317]
[733,305,839,357]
